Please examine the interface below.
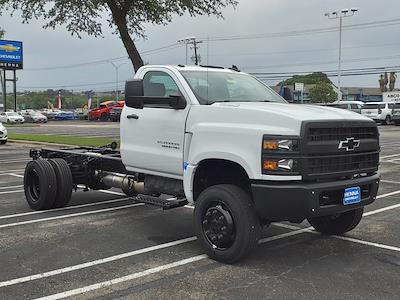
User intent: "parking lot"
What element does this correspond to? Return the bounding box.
[0,125,399,299]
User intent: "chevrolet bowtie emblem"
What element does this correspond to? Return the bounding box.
[0,44,20,52]
[338,137,360,151]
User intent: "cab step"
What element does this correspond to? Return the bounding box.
[135,194,189,210]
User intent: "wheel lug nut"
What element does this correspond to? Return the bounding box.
[202,220,208,226]
[218,216,224,222]
[211,235,217,242]
[212,210,218,216]
[205,212,211,217]
[217,234,224,240]
[221,226,227,231]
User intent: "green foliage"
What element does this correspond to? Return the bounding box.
[281,72,332,86]
[308,82,337,103]
[0,1,238,70]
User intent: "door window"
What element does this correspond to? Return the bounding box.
[142,71,181,109]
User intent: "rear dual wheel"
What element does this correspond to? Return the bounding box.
[24,159,73,210]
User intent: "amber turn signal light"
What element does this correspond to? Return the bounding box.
[263,160,279,171]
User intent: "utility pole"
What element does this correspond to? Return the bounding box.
[178,37,202,65]
[109,61,127,101]
[325,8,358,101]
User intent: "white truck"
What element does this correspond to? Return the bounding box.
[24,65,380,263]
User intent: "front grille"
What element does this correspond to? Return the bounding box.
[304,152,379,178]
[301,121,380,179]
[308,126,378,142]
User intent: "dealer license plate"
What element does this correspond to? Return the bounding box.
[343,187,361,205]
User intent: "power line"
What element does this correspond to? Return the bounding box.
[242,54,400,70]
[24,43,182,71]
[199,18,400,42]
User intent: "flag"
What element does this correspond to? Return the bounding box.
[57,90,62,109]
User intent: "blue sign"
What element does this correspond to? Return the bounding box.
[0,40,23,69]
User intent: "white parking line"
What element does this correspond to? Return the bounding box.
[33,227,310,300]
[0,236,198,288]
[380,153,400,159]
[0,185,23,190]
[333,236,400,252]
[0,203,144,229]
[376,190,400,199]
[0,189,24,195]
[0,159,29,164]
[0,169,24,175]
[6,173,24,178]
[34,256,207,300]
[381,180,400,185]
[0,198,130,220]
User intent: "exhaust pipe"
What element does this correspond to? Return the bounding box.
[98,172,144,195]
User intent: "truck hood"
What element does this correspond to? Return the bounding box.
[212,102,369,122]
[187,102,374,137]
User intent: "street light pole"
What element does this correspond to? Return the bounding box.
[109,61,127,101]
[325,8,358,101]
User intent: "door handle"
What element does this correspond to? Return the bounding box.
[127,114,139,120]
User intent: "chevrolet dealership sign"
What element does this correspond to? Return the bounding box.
[0,40,23,69]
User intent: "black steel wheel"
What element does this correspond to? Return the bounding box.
[24,160,57,210]
[307,207,364,235]
[194,184,260,263]
[49,159,73,208]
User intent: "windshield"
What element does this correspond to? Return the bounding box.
[363,104,383,109]
[180,71,286,105]
[7,112,19,116]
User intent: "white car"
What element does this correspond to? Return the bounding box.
[0,111,25,124]
[0,122,7,144]
[327,101,364,114]
[361,102,396,125]
[21,110,48,123]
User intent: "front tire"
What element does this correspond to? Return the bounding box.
[307,208,364,235]
[24,160,57,210]
[384,115,391,125]
[194,184,260,263]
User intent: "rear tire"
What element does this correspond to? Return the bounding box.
[24,160,57,210]
[100,113,108,121]
[0,140,6,145]
[49,159,73,208]
[307,207,364,235]
[194,184,260,263]
[384,115,391,125]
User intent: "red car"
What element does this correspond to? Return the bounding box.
[88,101,116,121]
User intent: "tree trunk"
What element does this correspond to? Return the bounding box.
[107,2,144,72]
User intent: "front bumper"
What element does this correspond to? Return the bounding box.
[251,173,380,222]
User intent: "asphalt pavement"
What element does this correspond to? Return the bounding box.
[0,125,399,299]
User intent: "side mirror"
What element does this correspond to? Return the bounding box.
[125,79,144,109]
[169,94,187,110]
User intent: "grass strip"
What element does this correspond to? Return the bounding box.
[8,133,119,147]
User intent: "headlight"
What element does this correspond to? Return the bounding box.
[263,137,298,152]
[262,135,300,175]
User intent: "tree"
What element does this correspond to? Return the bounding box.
[281,72,332,86]
[0,27,4,39]
[0,0,237,72]
[308,82,337,103]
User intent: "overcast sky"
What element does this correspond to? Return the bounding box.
[1,0,400,92]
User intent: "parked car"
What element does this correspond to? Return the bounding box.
[21,110,48,123]
[74,108,89,120]
[109,101,125,122]
[326,101,364,114]
[0,122,7,144]
[54,111,77,121]
[0,111,24,124]
[88,101,116,121]
[391,103,400,126]
[361,102,395,125]
[41,109,61,120]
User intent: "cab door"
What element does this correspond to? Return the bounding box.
[121,70,190,178]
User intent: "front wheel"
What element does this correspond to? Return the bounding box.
[307,207,364,235]
[194,184,260,264]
